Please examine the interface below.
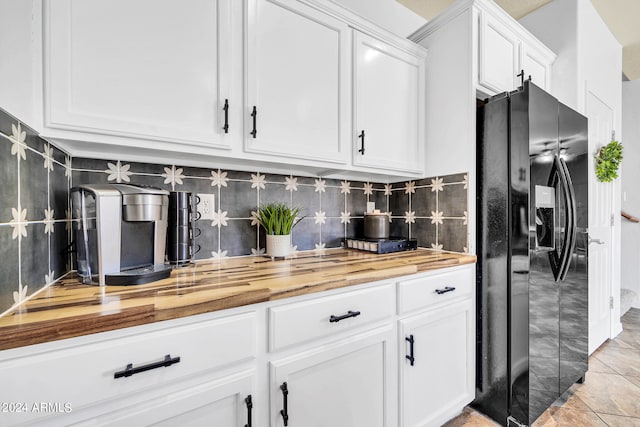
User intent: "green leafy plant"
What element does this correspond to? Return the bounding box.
[256,203,303,235]
[595,140,623,182]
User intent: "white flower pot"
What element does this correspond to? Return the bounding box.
[266,234,291,258]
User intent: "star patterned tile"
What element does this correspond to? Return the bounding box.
[0,103,469,310]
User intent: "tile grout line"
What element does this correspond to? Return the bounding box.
[591,352,629,377]
[47,141,52,283]
[44,158,468,259]
[319,179,323,247]
[564,383,601,416]
[68,156,73,273]
[593,409,640,422]
[343,186,347,240]
[16,122,22,301]
[435,176,439,249]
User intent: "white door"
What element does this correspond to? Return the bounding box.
[270,327,393,427]
[586,90,614,354]
[245,0,350,164]
[46,0,235,148]
[84,372,255,427]
[478,11,519,95]
[353,31,424,174]
[399,300,474,427]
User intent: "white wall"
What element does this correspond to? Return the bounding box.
[330,0,426,37]
[622,80,640,307]
[519,0,579,110]
[579,0,622,122]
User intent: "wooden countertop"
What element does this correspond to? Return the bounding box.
[0,249,475,351]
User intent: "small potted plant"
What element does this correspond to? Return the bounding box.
[256,203,303,258]
[595,140,623,182]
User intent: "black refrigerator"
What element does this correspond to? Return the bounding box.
[473,80,589,426]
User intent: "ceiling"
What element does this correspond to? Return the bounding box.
[397,0,640,80]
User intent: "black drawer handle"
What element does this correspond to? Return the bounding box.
[244,395,252,427]
[406,335,415,366]
[358,130,365,155]
[223,99,229,133]
[329,310,361,323]
[280,382,289,426]
[113,354,180,379]
[435,286,456,295]
[250,106,257,138]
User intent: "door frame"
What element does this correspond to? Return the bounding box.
[585,85,622,354]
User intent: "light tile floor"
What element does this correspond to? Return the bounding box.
[444,308,640,427]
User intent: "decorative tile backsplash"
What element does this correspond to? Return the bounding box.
[0,106,468,315]
[0,108,70,316]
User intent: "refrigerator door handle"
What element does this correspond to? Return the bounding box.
[558,157,577,280]
[546,155,573,281]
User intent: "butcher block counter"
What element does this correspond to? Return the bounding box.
[0,248,475,351]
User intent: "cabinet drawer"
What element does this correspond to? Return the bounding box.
[0,312,256,424]
[269,284,395,351]
[398,267,474,314]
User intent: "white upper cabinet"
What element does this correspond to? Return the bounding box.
[521,42,551,91]
[352,31,425,174]
[476,4,554,96]
[4,0,427,179]
[478,12,519,95]
[245,0,350,164]
[45,0,237,149]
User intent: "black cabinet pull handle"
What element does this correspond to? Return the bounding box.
[358,130,365,155]
[406,335,415,366]
[223,99,229,133]
[250,106,257,138]
[114,354,180,379]
[435,286,456,295]
[329,310,361,323]
[517,69,524,87]
[280,382,289,426]
[244,395,252,427]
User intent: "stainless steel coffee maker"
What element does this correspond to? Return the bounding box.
[71,184,173,286]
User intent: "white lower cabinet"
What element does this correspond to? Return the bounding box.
[80,371,255,427]
[0,265,475,427]
[270,326,394,427]
[399,299,475,427]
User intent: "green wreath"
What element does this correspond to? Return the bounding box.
[595,140,623,182]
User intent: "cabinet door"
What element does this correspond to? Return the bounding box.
[245,0,350,164]
[399,300,474,427]
[271,326,394,427]
[46,0,235,148]
[520,43,551,92]
[478,12,519,95]
[83,371,255,427]
[0,312,256,426]
[353,31,424,174]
